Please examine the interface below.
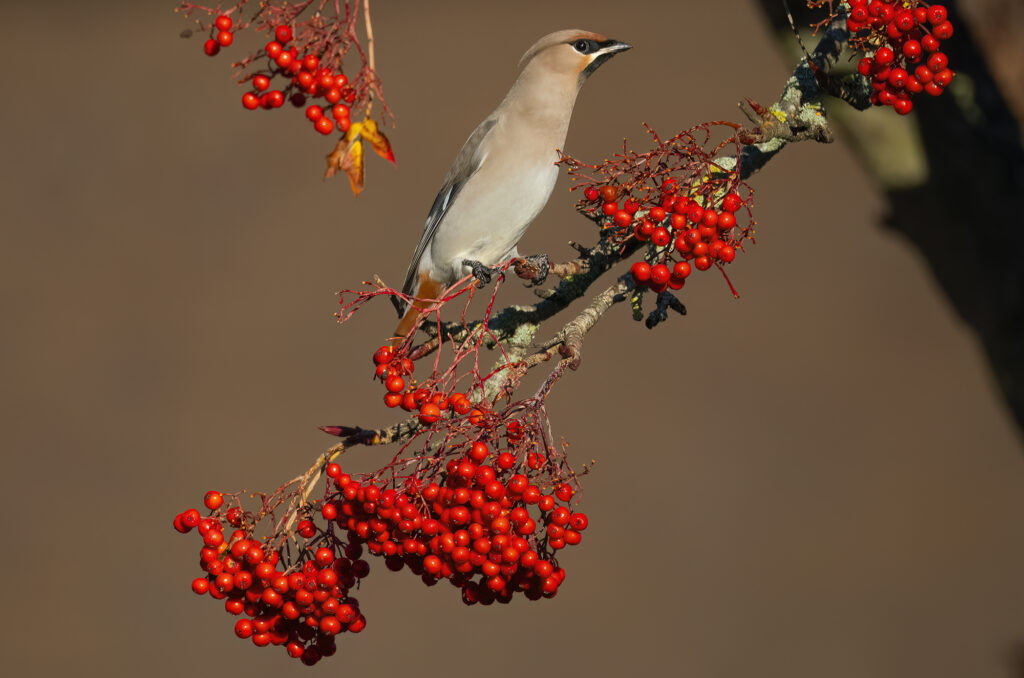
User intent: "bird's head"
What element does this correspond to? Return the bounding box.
[519,29,631,85]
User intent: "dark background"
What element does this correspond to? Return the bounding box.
[3,2,1023,676]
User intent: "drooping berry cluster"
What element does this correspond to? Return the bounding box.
[321,453,584,604]
[174,491,368,666]
[201,16,356,135]
[845,1,955,115]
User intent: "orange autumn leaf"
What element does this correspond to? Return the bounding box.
[359,118,396,164]
[339,135,365,196]
[324,118,393,196]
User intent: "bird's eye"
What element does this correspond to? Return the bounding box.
[573,39,592,54]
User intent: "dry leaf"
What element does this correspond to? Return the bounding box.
[323,118,393,196]
[360,118,396,164]
[340,137,365,196]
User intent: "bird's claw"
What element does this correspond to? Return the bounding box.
[513,254,550,287]
[463,259,499,288]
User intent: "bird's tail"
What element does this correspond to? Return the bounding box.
[391,273,444,348]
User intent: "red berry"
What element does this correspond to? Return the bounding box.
[554,483,574,502]
[630,261,651,285]
[933,68,954,88]
[613,210,633,228]
[927,53,948,73]
[275,25,293,44]
[216,30,233,47]
[874,46,895,66]
[306,105,324,121]
[203,39,220,56]
[234,619,253,638]
[634,220,655,241]
[888,68,908,89]
[253,75,270,91]
[650,264,671,286]
[933,20,953,40]
[721,193,742,213]
[719,246,736,263]
[385,376,405,393]
[418,403,441,425]
[927,6,948,26]
[266,41,283,58]
[204,491,223,510]
[894,10,915,32]
[902,40,922,61]
[191,577,210,594]
[694,256,712,271]
[583,187,599,202]
[672,261,691,279]
[242,92,259,109]
[182,509,202,528]
[598,185,618,202]
[214,15,232,31]
[893,98,914,115]
[651,227,672,247]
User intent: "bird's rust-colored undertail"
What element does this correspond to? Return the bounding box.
[391,272,444,346]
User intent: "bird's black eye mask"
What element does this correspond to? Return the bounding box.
[569,38,615,55]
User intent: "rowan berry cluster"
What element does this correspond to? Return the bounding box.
[201,15,355,135]
[320,451,584,604]
[175,423,587,663]
[583,181,746,293]
[845,1,955,114]
[561,123,754,299]
[174,491,368,666]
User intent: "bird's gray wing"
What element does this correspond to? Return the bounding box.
[394,115,498,315]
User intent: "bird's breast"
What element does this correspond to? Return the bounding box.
[428,145,560,281]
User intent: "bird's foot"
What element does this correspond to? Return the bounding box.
[513,254,550,287]
[463,259,501,288]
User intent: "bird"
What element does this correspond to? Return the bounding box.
[391,29,631,343]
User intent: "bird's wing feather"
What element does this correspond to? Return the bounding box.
[395,115,498,314]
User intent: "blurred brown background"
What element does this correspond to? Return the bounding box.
[3,1,1023,677]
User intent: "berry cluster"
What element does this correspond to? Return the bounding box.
[174,491,368,666]
[321,452,583,604]
[372,345,487,426]
[202,16,355,135]
[202,14,236,55]
[846,1,955,115]
[582,180,746,294]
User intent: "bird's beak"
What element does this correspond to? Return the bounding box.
[596,40,632,56]
[582,39,631,79]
